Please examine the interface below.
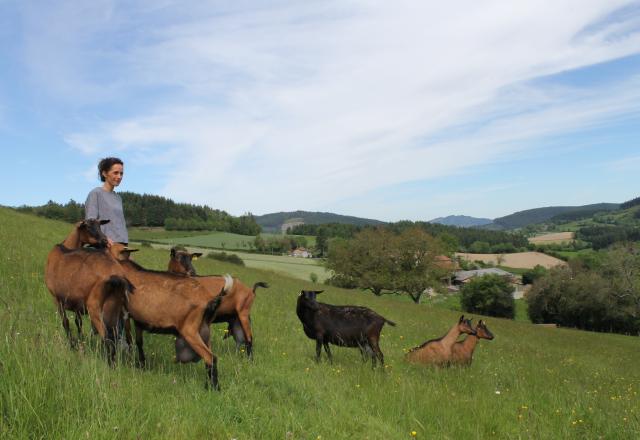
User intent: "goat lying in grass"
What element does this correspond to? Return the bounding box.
[296,290,396,367]
[450,319,494,366]
[44,219,133,364]
[110,244,230,390]
[405,315,476,366]
[167,248,268,359]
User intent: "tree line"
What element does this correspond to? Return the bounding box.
[526,244,640,335]
[291,220,529,255]
[14,192,261,236]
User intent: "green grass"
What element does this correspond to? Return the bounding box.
[146,230,316,251]
[128,227,212,241]
[426,295,530,322]
[2,207,640,439]
[143,244,329,283]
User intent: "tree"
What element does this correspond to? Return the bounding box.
[326,227,449,302]
[392,227,447,303]
[460,275,515,319]
[326,229,396,295]
[522,265,548,285]
[526,245,640,334]
[469,241,492,254]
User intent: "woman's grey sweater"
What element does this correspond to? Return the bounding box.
[84,187,129,243]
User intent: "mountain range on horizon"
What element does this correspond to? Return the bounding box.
[254,202,624,232]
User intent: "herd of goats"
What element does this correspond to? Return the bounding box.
[44,218,495,390]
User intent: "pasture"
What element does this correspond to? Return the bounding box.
[135,229,316,252]
[528,232,575,245]
[1,208,639,439]
[148,243,330,283]
[456,252,567,269]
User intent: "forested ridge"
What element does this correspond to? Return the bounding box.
[12,192,261,235]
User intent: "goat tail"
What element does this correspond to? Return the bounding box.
[103,275,135,302]
[203,274,233,324]
[384,318,397,327]
[253,281,269,293]
[222,274,234,294]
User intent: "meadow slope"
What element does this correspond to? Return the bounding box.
[1,208,639,439]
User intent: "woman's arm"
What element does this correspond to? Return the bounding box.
[85,190,99,220]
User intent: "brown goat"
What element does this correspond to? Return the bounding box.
[167,249,268,358]
[450,319,494,366]
[110,244,231,389]
[44,219,132,362]
[405,315,476,366]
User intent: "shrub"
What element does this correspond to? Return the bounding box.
[309,272,318,283]
[526,246,640,334]
[522,265,547,285]
[460,274,515,319]
[206,251,244,266]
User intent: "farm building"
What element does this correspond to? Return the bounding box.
[290,247,312,258]
[434,255,458,271]
[453,268,529,299]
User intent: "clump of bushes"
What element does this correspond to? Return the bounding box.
[526,244,640,334]
[521,265,548,285]
[460,274,515,319]
[206,251,244,266]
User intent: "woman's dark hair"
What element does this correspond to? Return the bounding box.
[98,157,124,182]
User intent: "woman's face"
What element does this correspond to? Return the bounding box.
[103,164,124,188]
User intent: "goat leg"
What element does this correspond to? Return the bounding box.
[369,338,385,369]
[315,339,323,362]
[123,317,133,350]
[237,313,253,359]
[74,311,83,342]
[134,321,146,368]
[55,300,76,349]
[323,343,333,364]
[85,287,107,340]
[180,329,219,391]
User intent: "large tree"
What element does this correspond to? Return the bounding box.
[326,226,448,302]
[326,228,397,295]
[392,227,447,303]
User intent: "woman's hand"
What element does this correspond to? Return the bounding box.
[107,238,114,248]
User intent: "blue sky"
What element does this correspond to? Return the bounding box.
[1,1,639,222]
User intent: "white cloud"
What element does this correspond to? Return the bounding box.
[17,1,640,216]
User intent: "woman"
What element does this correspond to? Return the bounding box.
[85,157,128,247]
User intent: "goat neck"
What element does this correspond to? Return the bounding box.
[61,225,84,249]
[457,333,479,355]
[440,322,464,348]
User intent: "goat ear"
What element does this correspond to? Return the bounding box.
[315,290,324,294]
[125,248,140,253]
[459,315,464,323]
[192,253,203,260]
[99,219,110,225]
[170,248,176,257]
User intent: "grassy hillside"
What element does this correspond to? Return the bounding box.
[130,228,316,252]
[493,203,619,230]
[429,215,493,228]
[254,210,386,233]
[1,208,639,439]
[148,244,329,283]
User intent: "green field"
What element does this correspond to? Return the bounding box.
[146,244,329,283]
[130,228,316,252]
[2,207,640,439]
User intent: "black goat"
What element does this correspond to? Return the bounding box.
[296,290,396,367]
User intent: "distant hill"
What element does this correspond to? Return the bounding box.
[493,203,619,230]
[254,210,386,233]
[429,215,493,228]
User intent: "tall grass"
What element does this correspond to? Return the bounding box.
[1,207,639,439]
